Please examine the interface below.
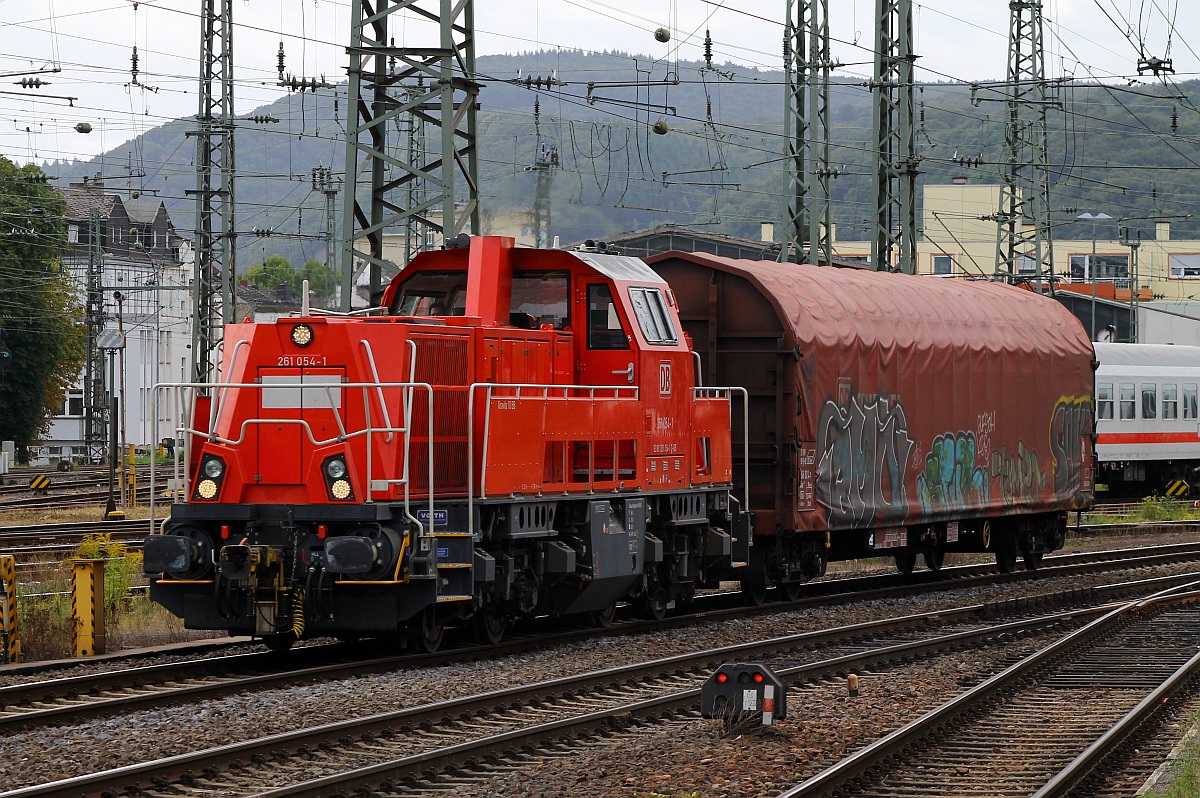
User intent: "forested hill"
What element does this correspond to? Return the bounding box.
[44,49,1200,271]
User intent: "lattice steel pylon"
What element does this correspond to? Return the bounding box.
[84,208,107,464]
[994,0,1054,286]
[781,0,834,267]
[869,0,918,274]
[187,0,237,386]
[341,0,481,309]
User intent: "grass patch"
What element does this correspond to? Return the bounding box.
[1156,707,1200,798]
[1088,495,1200,525]
[13,530,219,662]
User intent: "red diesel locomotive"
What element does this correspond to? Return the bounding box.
[144,236,1095,650]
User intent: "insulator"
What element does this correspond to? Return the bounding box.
[1172,105,1179,134]
[19,77,46,89]
[131,46,139,81]
[704,29,713,70]
[652,119,669,135]
[919,101,925,126]
[277,42,285,77]
[654,27,670,43]
[706,97,712,120]
[74,122,93,134]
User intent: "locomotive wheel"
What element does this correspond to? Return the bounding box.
[263,633,295,653]
[922,550,945,572]
[1022,551,1044,571]
[741,579,768,607]
[409,610,445,653]
[995,547,1018,574]
[591,602,618,628]
[894,552,917,575]
[472,606,508,645]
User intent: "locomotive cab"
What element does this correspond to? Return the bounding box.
[145,236,748,650]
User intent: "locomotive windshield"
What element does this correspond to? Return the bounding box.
[389,269,570,329]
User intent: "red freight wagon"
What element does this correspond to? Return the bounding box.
[647,252,1095,580]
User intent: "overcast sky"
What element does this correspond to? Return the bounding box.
[0,0,1192,165]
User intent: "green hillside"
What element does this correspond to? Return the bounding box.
[44,50,1200,270]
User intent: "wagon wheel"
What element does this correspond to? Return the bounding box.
[922,550,945,572]
[640,589,670,621]
[1022,551,1044,571]
[780,580,803,602]
[591,602,618,628]
[262,632,295,653]
[894,552,917,575]
[741,579,768,607]
[409,609,445,653]
[472,605,508,645]
[995,547,1018,574]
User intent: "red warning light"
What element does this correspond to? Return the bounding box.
[753,672,764,683]
[317,524,328,539]
[220,525,230,540]
[716,672,728,683]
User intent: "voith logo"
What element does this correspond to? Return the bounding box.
[659,361,672,396]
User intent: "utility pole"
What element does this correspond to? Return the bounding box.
[341,0,481,310]
[869,0,918,274]
[187,0,236,386]
[994,0,1055,286]
[527,96,558,249]
[83,208,107,465]
[311,165,341,300]
[782,0,835,266]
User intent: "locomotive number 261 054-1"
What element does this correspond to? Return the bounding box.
[277,355,327,367]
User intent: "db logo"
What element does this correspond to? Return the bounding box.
[659,362,672,396]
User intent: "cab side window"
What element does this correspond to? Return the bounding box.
[587,284,629,350]
[628,286,678,345]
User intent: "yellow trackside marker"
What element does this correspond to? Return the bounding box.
[71,559,106,657]
[0,555,19,663]
[1166,480,1189,497]
[29,474,50,494]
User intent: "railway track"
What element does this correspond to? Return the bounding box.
[0,544,1199,786]
[778,583,1200,797]
[0,586,1113,797]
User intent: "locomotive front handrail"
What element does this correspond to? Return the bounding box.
[695,385,750,513]
[358,339,396,444]
[151,380,436,537]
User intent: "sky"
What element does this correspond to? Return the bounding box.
[0,0,1192,166]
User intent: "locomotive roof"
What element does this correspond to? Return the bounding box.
[1094,341,1200,367]
[566,251,667,284]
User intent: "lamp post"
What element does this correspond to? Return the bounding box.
[1077,212,1112,340]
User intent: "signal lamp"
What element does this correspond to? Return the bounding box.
[753,672,764,684]
[716,672,728,683]
[291,323,314,347]
[326,458,348,479]
[203,458,225,478]
[197,479,218,499]
[331,479,352,500]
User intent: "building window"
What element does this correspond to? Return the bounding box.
[1164,383,1178,420]
[1069,253,1130,282]
[67,225,79,244]
[1119,383,1135,420]
[1142,383,1157,419]
[1169,254,1200,279]
[931,254,954,276]
[113,226,123,244]
[1097,383,1113,420]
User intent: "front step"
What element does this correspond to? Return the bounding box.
[435,531,474,601]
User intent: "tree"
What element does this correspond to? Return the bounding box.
[243,255,295,292]
[297,258,336,298]
[0,158,85,459]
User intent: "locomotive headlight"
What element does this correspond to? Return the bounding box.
[197,479,218,499]
[325,458,347,479]
[291,323,314,347]
[321,455,354,501]
[331,479,352,500]
[203,458,225,478]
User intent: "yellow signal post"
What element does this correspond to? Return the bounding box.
[126,444,137,505]
[0,554,19,663]
[71,558,106,656]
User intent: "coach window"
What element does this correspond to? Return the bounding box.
[1097,383,1113,420]
[1141,383,1158,419]
[1186,384,1199,418]
[1119,383,1136,420]
[587,284,629,350]
[1164,384,1179,420]
[628,286,678,345]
